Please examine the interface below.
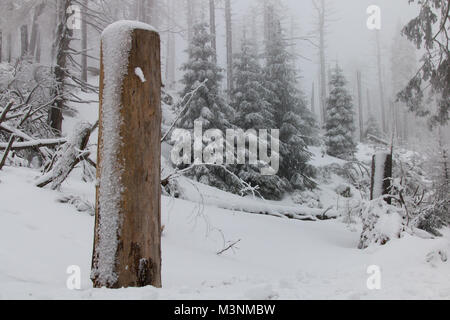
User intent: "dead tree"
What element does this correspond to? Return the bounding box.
[225,0,233,101]
[209,0,217,63]
[370,152,393,204]
[375,31,387,133]
[81,0,88,90]
[49,0,73,135]
[92,22,162,289]
[312,0,329,125]
[29,3,46,60]
[357,71,364,142]
[20,25,29,57]
[35,122,93,189]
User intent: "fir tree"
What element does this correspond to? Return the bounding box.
[179,22,233,131]
[263,21,317,190]
[232,37,273,130]
[324,64,357,160]
[231,35,287,199]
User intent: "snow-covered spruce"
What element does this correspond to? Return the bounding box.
[263,21,318,191]
[91,21,156,287]
[324,64,357,160]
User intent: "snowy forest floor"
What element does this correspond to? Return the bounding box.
[1,87,449,300]
[1,165,449,300]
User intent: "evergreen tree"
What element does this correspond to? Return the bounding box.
[324,64,357,160]
[231,35,287,199]
[263,22,317,190]
[232,37,273,130]
[179,22,233,131]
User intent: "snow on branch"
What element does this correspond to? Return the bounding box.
[35,122,94,190]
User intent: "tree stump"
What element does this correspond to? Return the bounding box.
[92,21,162,289]
[370,152,393,204]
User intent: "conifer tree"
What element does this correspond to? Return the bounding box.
[232,37,273,130]
[231,35,287,199]
[324,64,357,160]
[263,21,317,190]
[179,22,233,131]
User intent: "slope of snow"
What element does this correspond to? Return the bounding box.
[0,166,449,300]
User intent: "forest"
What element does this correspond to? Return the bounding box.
[0,0,449,300]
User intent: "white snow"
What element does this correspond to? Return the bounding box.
[0,166,449,299]
[134,67,146,83]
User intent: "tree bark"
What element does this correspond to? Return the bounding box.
[225,0,233,101]
[209,0,217,63]
[20,25,29,57]
[35,31,41,63]
[314,0,328,125]
[92,27,162,289]
[81,0,88,90]
[376,31,387,134]
[7,32,12,63]
[49,0,73,135]
[29,3,46,60]
[165,0,176,89]
[357,71,364,142]
[370,152,393,204]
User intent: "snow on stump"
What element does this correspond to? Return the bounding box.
[91,21,162,289]
[370,152,393,204]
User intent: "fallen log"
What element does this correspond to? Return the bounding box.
[0,138,67,151]
[36,121,93,190]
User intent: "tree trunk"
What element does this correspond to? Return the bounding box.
[147,0,158,27]
[92,26,162,289]
[29,3,46,60]
[0,31,2,63]
[165,0,176,89]
[81,0,88,90]
[318,0,327,125]
[225,0,233,101]
[186,0,194,43]
[209,0,217,63]
[376,31,387,134]
[20,25,29,57]
[49,0,73,135]
[35,31,41,63]
[370,152,393,204]
[357,71,364,142]
[311,82,316,114]
[7,33,12,63]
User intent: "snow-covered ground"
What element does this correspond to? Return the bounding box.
[0,86,448,300]
[1,165,449,300]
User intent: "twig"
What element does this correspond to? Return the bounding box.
[0,135,16,171]
[217,239,241,255]
[161,79,208,143]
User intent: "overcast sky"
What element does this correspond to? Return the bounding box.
[204,0,421,99]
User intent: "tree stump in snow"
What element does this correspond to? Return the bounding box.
[370,152,393,204]
[92,21,162,289]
